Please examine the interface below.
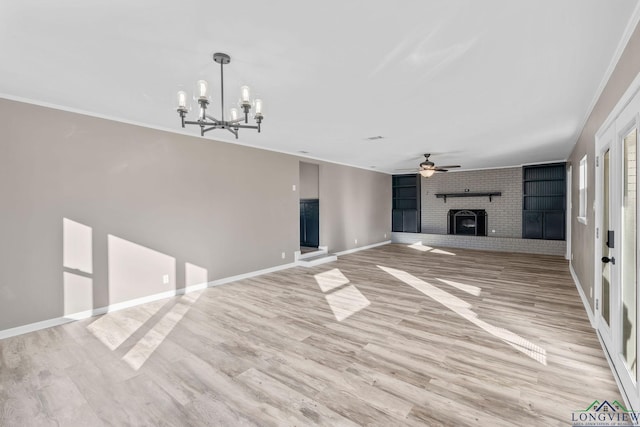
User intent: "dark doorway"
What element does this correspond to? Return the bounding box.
[300,199,319,248]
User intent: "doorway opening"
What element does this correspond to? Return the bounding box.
[299,162,319,253]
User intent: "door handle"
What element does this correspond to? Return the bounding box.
[601,256,616,265]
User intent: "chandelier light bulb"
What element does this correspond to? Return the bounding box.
[230,108,239,121]
[240,86,251,105]
[197,80,209,100]
[177,91,188,109]
[254,98,263,115]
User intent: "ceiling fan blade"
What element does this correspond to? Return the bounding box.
[436,165,460,169]
[434,169,449,172]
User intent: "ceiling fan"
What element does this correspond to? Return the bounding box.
[397,153,461,177]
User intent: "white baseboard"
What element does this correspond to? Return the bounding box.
[569,262,595,328]
[0,262,297,341]
[334,240,391,256]
[206,262,297,287]
[596,330,634,412]
[0,317,75,340]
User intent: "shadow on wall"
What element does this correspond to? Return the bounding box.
[62,218,209,317]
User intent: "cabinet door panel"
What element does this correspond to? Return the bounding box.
[523,211,543,239]
[392,209,404,232]
[403,210,419,233]
[543,212,565,240]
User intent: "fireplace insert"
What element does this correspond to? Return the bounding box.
[448,209,487,236]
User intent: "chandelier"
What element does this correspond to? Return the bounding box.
[176,52,263,139]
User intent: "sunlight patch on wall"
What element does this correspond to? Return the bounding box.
[63,272,92,316]
[63,218,94,316]
[378,265,546,365]
[63,218,93,274]
[185,263,208,287]
[107,235,176,304]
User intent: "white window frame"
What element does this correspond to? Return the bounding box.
[578,155,588,224]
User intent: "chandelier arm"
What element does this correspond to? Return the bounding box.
[234,124,260,130]
[202,126,220,134]
[184,120,218,126]
[226,127,238,139]
[205,114,221,124]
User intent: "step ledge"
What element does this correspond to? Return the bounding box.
[296,255,338,268]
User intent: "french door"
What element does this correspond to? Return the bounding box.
[595,89,640,409]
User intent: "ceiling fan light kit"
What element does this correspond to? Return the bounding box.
[177,52,263,139]
[420,169,436,178]
[416,154,460,178]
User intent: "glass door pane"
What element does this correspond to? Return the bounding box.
[602,149,611,327]
[621,128,637,379]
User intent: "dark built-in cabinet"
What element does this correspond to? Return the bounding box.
[522,163,566,240]
[392,174,421,233]
[300,199,319,247]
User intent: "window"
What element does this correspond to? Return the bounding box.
[578,155,587,224]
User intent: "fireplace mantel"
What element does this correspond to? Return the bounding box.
[435,192,501,203]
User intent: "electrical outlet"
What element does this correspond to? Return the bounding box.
[491,229,496,233]
[354,239,358,245]
[292,184,296,191]
[590,287,593,299]
[281,252,286,259]
[384,233,387,238]
[162,274,170,285]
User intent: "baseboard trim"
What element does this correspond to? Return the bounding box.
[206,262,297,287]
[569,262,595,328]
[333,240,391,256]
[0,262,297,340]
[596,330,634,412]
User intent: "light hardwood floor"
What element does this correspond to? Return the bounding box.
[0,244,622,426]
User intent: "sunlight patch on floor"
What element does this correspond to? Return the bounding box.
[436,278,482,296]
[314,268,370,321]
[407,242,456,256]
[86,300,165,351]
[378,265,546,365]
[314,268,350,293]
[430,248,456,256]
[122,291,203,370]
[408,242,433,252]
[324,285,371,322]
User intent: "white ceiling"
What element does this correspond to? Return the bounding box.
[1,1,638,173]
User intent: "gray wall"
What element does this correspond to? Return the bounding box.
[0,98,391,330]
[319,162,391,252]
[568,22,640,310]
[299,162,319,199]
[420,167,522,237]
